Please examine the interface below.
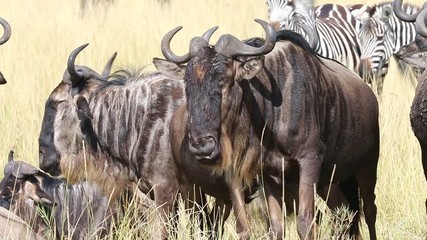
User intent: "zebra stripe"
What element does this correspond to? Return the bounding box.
[349,2,419,93]
[268,0,362,74]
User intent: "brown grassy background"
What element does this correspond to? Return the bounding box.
[0,0,425,239]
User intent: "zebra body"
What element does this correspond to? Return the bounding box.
[349,2,419,93]
[267,0,418,95]
[268,0,362,74]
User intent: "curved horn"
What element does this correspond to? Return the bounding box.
[300,23,318,49]
[100,52,117,79]
[0,18,11,45]
[161,26,190,63]
[188,26,219,56]
[4,161,38,179]
[393,0,426,22]
[8,150,13,162]
[215,19,277,57]
[201,26,218,43]
[67,43,88,82]
[416,8,427,38]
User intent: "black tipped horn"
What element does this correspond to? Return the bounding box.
[214,19,276,57]
[8,150,13,162]
[161,26,190,63]
[67,43,89,84]
[0,71,6,85]
[0,18,11,45]
[101,51,117,79]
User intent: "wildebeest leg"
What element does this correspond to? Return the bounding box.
[263,177,285,239]
[419,142,427,214]
[355,162,377,240]
[229,177,250,239]
[337,175,361,239]
[178,183,208,236]
[152,184,179,240]
[206,199,231,239]
[297,157,321,239]
[421,143,427,182]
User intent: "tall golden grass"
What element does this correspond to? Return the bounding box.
[0,0,425,239]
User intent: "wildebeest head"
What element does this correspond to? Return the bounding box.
[38,44,116,176]
[0,151,55,234]
[394,1,427,76]
[154,19,276,165]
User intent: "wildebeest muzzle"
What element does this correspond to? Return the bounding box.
[188,133,221,164]
[39,146,61,176]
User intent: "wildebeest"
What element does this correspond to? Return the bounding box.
[162,34,359,239]
[394,0,427,181]
[38,44,186,239]
[0,17,11,85]
[0,151,117,239]
[393,1,427,212]
[0,207,44,240]
[154,19,380,239]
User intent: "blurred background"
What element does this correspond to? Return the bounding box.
[0,0,425,239]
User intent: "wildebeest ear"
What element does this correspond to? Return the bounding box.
[152,57,186,80]
[76,95,93,119]
[238,56,264,81]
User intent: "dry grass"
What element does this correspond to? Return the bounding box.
[0,0,425,239]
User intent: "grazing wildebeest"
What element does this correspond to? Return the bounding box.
[393,1,427,212]
[154,19,380,239]
[0,17,11,85]
[38,44,186,239]
[0,151,117,239]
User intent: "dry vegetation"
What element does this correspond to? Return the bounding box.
[0,0,425,239]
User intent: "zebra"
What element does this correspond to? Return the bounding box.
[267,0,403,96]
[267,0,361,76]
[348,3,396,95]
[350,2,421,90]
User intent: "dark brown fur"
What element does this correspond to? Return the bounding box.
[156,28,380,239]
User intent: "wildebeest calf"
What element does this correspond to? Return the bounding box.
[0,151,117,240]
[0,207,44,240]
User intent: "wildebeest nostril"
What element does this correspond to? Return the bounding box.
[188,135,217,159]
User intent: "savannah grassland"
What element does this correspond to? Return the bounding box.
[0,0,425,239]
